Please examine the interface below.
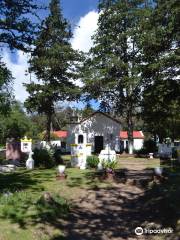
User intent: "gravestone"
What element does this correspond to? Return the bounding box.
[70,143,92,169]
[158,143,172,159]
[6,139,21,164]
[21,136,34,170]
[98,145,116,170]
[21,136,32,153]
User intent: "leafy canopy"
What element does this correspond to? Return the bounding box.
[25,0,81,141]
[0,58,13,115]
[0,0,39,51]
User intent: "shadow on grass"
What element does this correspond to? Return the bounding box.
[0,170,40,193]
[0,169,68,231]
[35,194,70,223]
[0,169,55,194]
[59,168,180,240]
[67,176,85,188]
[0,167,179,240]
[0,190,70,231]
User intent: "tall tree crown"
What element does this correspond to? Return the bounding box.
[0,0,39,51]
[25,0,81,141]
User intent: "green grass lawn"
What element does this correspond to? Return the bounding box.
[117,157,161,169]
[0,168,65,240]
[0,156,179,240]
[0,165,112,240]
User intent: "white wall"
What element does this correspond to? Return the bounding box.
[40,140,61,148]
[67,113,121,152]
[133,139,144,150]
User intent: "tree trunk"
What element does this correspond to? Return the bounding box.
[127,109,134,154]
[128,128,134,154]
[46,113,52,142]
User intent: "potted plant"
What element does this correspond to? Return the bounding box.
[87,155,99,169]
[56,164,67,180]
[58,165,66,174]
[102,160,118,180]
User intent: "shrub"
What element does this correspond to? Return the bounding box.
[102,160,118,172]
[134,139,158,155]
[134,148,147,155]
[33,148,55,168]
[87,155,99,168]
[143,139,157,153]
[38,132,60,141]
[53,148,64,165]
[172,148,178,159]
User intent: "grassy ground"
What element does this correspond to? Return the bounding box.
[0,156,179,240]
[117,157,160,169]
[0,164,112,240]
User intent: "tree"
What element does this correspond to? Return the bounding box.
[0,0,40,118]
[24,0,81,142]
[0,0,39,51]
[140,0,180,142]
[0,101,38,144]
[0,58,13,115]
[83,0,145,153]
[80,102,94,119]
[142,80,180,142]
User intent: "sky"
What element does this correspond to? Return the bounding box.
[2,0,99,108]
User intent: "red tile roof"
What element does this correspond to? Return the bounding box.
[120,131,144,139]
[53,131,68,138]
[53,130,144,139]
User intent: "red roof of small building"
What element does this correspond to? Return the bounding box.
[120,131,144,139]
[53,131,68,138]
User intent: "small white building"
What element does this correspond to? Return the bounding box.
[66,112,121,153]
[120,131,144,151]
[48,112,144,154]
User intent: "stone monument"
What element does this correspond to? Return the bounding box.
[21,136,34,169]
[26,151,34,170]
[98,145,116,170]
[6,139,21,163]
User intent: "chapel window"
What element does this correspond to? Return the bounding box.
[78,135,84,144]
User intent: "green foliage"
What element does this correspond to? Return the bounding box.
[102,160,118,171]
[33,148,55,168]
[0,101,38,144]
[134,139,157,155]
[0,191,33,227]
[83,0,179,148]
[80,102,94,119]
[142,80,180,142]
[143,139,158,153]
[0,59,13,115]
[83,0,147,153]
[0,153,5,164]
[24,0,81,141]
[172,148,178,159]
[29,114,47,135]
[87,155,99,168]
[36,193,70,221]
[140,0,180,142]
[53,149,64,165]
[38,131,60,141]
[0,0,39,51]
[0,190,69,229]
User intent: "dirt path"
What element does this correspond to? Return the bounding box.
[62,170,154,240]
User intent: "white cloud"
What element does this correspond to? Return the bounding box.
[71,11,99,52]
[2,50,34,103]
[71,11,99,89]
[2,10,99,103]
